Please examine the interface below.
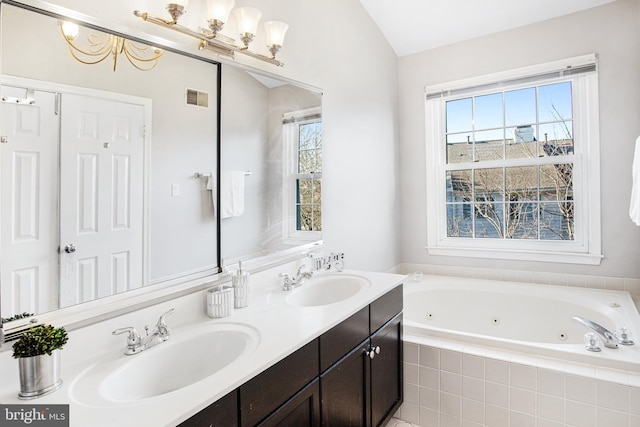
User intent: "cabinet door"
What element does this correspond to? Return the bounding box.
[258,379,320,427]
[178,390,238,427]
[240,339,319,427]
[320,306,369,372]
[320,339,371,427]
[370,314,402,427]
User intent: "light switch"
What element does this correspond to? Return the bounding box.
[171,183,180,197]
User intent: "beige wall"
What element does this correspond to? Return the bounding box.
[398,0,640,278]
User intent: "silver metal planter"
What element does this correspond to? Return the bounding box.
[18,349,63,399]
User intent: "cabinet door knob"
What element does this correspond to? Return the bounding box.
[366,345,381,360]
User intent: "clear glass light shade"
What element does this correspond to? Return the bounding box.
[234,7,262,35]
[206,0,235,22]
[61,21,79,40]
[264,21,289,47]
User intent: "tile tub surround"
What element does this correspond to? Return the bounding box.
[0,264,405,427]
[397,341,640,427]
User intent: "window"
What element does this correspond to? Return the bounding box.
[282,107,322,242]
[425,55,602,264]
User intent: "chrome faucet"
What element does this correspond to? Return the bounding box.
[113,308,176,355]
[572,316,621,349]
[280,265,314,291]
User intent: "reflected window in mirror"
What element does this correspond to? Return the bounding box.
[283,107,322,242]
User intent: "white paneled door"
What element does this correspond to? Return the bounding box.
[0,86,59,316]
[59,94,144,307]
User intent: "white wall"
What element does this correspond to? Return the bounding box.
[398,0,640,278]
[33,0,402,272]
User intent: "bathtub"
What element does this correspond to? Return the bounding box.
[403,275,640,373]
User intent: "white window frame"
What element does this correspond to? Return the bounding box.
[424,54,602,265]
[282,107,322,244]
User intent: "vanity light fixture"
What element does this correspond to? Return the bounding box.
[133,1,288,66]
[59,21,163,71]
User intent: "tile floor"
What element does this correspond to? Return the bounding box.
[385,417,420,427]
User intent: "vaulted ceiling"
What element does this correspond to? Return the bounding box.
[359,0,618,56]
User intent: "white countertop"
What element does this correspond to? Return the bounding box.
[0,266,405,426]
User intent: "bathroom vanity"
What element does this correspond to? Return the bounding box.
[180,284,403,427]
[0,267,404,427]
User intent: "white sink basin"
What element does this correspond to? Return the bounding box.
[286,274,371,307]
[70,322,259,405]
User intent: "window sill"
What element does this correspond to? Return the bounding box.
[425,245,603,265]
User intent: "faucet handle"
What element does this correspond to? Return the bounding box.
[616,326,635,345]
[296,264,313,277]
[279,272,292,283]
[156,308,176,336]
[113,327,141,346]
[157,308,175,324]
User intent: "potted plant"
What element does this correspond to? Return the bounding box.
[12,324,68,399]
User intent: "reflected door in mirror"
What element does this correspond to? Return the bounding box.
[59,94,145,307]
[1,86,59,316]
[0,86,148,318]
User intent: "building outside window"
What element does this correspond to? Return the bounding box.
[425,55,602,264]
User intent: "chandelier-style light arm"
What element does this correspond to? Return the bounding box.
[60,23,112,66]
[133,10,284,67]
[59,21,163,71]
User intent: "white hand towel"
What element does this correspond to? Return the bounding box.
[631,135,640,226]
[221,170,245,219]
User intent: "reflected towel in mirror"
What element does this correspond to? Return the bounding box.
[206,176,216,219]
[221,170,245,218]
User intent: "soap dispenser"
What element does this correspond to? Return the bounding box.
[232,261,250,308]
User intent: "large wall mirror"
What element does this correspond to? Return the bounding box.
[0,2,219,327]
[0,0,322,337]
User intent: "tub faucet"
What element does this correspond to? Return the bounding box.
[572,316,619,349]
[280,265,313,291]
[113,308,176,355]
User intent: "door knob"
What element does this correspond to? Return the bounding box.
[64,244,76,253]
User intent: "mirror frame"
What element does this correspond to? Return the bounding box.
[0,0,323,345]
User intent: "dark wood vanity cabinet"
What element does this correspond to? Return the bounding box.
[239,339,320,427]
[320,285,403,427]
[177,389,238,427]
[179,284,402,427]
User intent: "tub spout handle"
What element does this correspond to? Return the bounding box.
[572,316,619,349]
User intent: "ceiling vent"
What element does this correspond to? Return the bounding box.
[186,88,209,108]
